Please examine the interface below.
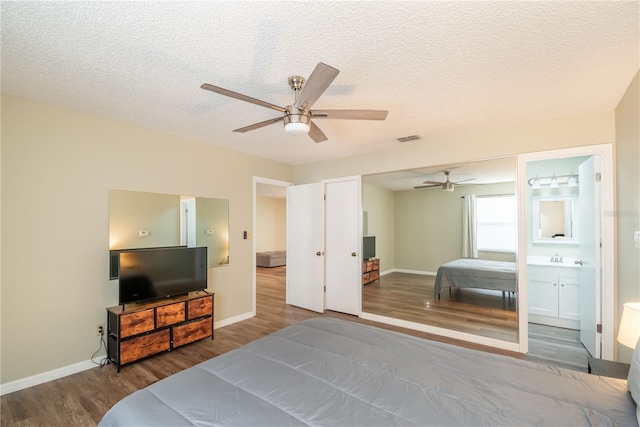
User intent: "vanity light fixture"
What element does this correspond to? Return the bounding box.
[531,176,541,189]
[527,174,579,188]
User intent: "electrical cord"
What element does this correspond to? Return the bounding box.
[91,332,111,367]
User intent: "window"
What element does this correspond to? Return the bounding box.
[476,195,516,252]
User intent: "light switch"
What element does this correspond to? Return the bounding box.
[634,231,640,249]
[139,230,149,237]
[206,229,214,236]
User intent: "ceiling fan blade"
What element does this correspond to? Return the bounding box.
[311,109,388,120]
[233,116,284,133]
[413,184,440,189]
[201,83,286,113]
[308,121,328,143]
[422,180,445,185]
[294,63,339,110]
[452,178,477,184]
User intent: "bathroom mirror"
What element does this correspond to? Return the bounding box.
[532,195,578,243]
[109,189,229,267]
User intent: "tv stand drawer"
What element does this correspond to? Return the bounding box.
[173,318,213,347]
[120,329,170,365]
[120,309,154,338]
[156,302,186,327]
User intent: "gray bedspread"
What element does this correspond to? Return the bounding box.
[99,317,637,427]
[434,258,517,297]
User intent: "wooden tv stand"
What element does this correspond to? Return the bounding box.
[107,291,214,372]
[363,258,380,284]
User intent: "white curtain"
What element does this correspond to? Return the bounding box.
[462,195,478,258]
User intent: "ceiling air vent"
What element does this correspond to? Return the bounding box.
[396,135,422,143]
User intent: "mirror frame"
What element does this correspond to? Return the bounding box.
[531,195,579,244]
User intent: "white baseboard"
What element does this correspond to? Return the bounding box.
[359,312,521,353]
[214,311,255,329]
[390,268,437,276]
[1,311,256,396]
[1,359,97,396]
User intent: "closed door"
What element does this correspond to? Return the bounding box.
[325,177,361,315]
[286,183,325,313]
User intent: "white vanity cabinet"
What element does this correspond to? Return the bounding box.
[528,264,580,329]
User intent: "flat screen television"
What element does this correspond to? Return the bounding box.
[363,236,376,260]
[118,246,208,306]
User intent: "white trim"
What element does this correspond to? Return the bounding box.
[1,359,97,396]
[214,310,255,329]
[360,312,521,353]
[391,269,437,276]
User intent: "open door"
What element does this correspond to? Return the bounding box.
[578,156,601,358]
[286,183,325,313]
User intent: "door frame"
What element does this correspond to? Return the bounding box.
[517,143,615,358]
[252,177,294,315]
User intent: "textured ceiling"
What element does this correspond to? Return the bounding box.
[1,1,638,166]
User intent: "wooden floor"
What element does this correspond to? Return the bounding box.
[363,272,518,342]
[1,266,588,426]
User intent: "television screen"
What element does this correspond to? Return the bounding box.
[363,236,376,260]
[118,247,207,305]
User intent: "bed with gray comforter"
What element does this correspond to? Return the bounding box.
[99,317,638,426]
[434,258,517,298]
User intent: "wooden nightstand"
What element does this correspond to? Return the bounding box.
[587,357,630,379]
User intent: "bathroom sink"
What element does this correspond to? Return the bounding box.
[527,255,578,267]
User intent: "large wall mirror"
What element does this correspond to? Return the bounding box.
[109,189,229,268]
[361,157,519,345]
[532,195,578,243]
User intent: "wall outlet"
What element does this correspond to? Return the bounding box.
[96,323,105,337]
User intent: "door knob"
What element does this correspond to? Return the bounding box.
[351,252,357,257]
[575,260,583,265]
[316,251,322,256]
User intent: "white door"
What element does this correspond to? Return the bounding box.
[286,183,325,313]
[579,156,601,357]
[325,178,361,315]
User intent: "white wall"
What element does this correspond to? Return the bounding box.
[1,94,293,385]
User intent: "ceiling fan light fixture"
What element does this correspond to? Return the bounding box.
[283,106,311,136]
[443,182,455,192]
[284,121,310,136]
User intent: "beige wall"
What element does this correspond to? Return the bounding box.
[394,182,516,272]
[256,196,286,252]
[615,70,640,363]
[293,112,615,184]
[362,184,395,272]
[0,94,293,384]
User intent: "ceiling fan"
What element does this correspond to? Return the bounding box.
[201,62,388,143]
[413,171,476,192]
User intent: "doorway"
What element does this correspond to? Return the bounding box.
[518,144,615,359]
[252,177,292,316]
